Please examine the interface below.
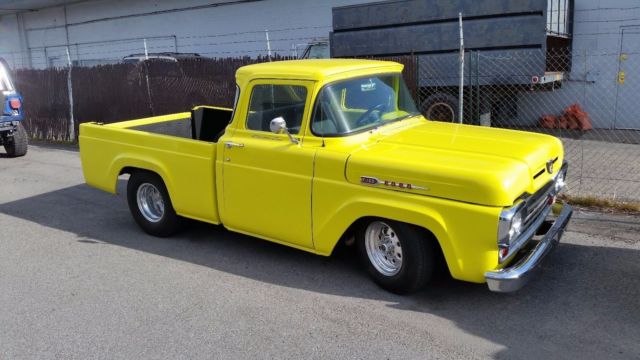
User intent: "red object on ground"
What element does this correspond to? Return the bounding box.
[556,114,568,129]
[539,104,593,130]
[564,113,580,130]
[563,103,593,131]
[540,115,557,129]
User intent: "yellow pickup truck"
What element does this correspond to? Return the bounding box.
[80,59,572,294]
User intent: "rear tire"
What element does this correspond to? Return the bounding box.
[421,92,459,123]
[4,123,28,157]
[358,219,434,294]
[127,171,181,237]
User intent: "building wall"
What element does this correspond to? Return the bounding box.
[518,0,640,129]
[0,0,369,69]
[2,0,639,129]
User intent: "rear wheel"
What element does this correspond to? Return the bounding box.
[127,171,181,237]
[3,123,28,157]
[421,93,459,123]
[358,219,434,294]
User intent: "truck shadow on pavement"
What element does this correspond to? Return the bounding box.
[0,181,639,359]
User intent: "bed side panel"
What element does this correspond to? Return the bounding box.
[79,122,219,224]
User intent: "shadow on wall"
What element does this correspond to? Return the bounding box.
[0,181,638,358]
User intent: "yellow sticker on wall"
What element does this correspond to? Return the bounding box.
[618,71,625,85]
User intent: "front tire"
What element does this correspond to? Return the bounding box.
[127,171,181,237]
[358,219,434,294]
[3,123,28,157]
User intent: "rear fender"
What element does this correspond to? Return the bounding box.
[108,155,174,197]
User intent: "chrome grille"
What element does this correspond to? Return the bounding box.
[522,182,554,229]
[505,181,555,260]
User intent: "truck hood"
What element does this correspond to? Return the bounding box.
[345,121,564,207]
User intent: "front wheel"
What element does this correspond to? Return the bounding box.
[3,123,28,157]
[358,219,434,294]
[127,171,182,237]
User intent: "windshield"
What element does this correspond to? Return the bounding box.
[311,74,419,136]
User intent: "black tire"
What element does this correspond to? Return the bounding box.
[127,171,182,237]
[4,123,28,157]
[357,219,434,294]
[421,92,459,123]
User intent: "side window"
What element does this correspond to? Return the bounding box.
[246,84,307,134]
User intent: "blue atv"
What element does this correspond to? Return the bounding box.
[0,58,27,157]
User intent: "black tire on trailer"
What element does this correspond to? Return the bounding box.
[421,92,459,123]
[357,219,434,294]
[127,170,182,237]
[3,123,28,157]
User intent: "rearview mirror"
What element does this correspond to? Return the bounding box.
[270,117,299,144]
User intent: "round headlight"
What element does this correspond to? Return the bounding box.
[508,211,523,242]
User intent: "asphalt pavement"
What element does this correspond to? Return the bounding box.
[1,144,639,359]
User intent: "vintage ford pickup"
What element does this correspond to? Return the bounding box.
[80,59,572,294]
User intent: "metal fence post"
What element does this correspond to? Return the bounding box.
[475,51,480,122]
[265,29,272,61]
[65,47,75,141]
[143,39,155,115]
[468,50,473,123]
[458,12,464,124]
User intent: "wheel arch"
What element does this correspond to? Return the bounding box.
[314,200,461,278]
[110,156,175,199]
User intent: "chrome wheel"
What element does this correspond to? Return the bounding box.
[364,221,403,276]
[136,183,164,223]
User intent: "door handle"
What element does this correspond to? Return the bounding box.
[225,141,245,148]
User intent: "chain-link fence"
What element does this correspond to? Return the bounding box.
[418,48,640,202]
[12,55,291,141]
[9,49,640,203]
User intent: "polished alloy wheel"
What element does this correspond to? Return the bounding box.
[364,221,403,276]
[136,183,165,223]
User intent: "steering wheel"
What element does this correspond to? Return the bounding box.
[355,103,386,127]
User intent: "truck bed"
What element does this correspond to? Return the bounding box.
[110,105,231,141]
[79,106,232,224]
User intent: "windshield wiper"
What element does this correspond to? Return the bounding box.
[386,112,421,123]
[369,112,421,132]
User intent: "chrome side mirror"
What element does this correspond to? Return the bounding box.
[270,117,299,144]
[270,116,287,134]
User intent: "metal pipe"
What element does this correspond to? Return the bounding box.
[65,47,75,141]
[265,29,272,61]
[458,12,464,124]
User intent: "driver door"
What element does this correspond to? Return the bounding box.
[221,79,316,249]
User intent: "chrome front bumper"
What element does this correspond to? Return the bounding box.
[485,204,573,293]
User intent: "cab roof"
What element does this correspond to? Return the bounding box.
[235,59,403,85]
